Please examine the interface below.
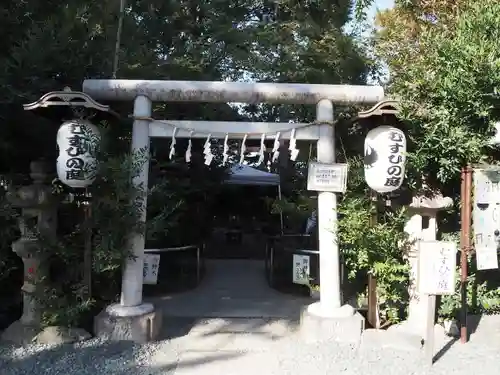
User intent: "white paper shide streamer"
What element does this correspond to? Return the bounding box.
[185,131,193,162]
[169,127,178,160]
[272,132,280,162]
[289,129,299,161]
[203,133,213,166]
[239,134,248,164]
[223,134,230,165]
[257,133,266,165]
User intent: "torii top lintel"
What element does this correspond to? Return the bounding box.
[82,79,384,105]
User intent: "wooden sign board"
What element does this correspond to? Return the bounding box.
[418,241,457,295]
[143,253,161,285]
[307,162,348,193]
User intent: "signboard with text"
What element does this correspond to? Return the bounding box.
[143,254,161,284]
[475,247,499,270]
[474,167,500,204]
[307,162,348,193]
[418,241,457,295]
[473,168,500,270]
[292,254,310,285]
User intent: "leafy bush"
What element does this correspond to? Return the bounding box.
[37,148,148,328]
[269,156,411,324]
[338,195,410,324]
[438,244,500,321]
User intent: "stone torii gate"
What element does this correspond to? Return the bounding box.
[83,79,384,342]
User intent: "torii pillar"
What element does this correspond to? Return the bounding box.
[83,79,384,342]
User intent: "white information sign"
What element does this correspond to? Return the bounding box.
[292,254,310,285]
[473,167,500,270]
[474,168,500,204]
[476,247,499,270]
[143,254,161,285]
[307,162,348,193]
[418,241,457,295]
[473,203,500,248]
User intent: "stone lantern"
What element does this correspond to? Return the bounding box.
[396,193,453,338]
[1,160,57,344]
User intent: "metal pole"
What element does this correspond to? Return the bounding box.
[278,184,284,234]
[83,188,92,299]
[196,246,200,284]
[270,247,274,286]
[112,0,126,78]
[367,190,379,328]
[460,165,472,343]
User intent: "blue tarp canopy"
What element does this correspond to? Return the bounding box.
[225,165,280,186]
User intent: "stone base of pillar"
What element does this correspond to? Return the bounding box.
[1,321,41,345]
[361,326,423,352]
[389,319,426,339]
[299,302,365,344]
[94,303,162,343]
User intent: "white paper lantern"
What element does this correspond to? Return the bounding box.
[56,120,101,188]
[364,125,406,193]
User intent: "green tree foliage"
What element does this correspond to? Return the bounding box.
[378,0,500,188]
[375,0,500,318]
[0,0,411,327]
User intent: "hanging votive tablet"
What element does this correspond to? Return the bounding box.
[185,131,193,162]
[257,133,266,165]
[240,134,248,164]
[223,134,229,165]
[169,127,178,160]
[272,132,280,162]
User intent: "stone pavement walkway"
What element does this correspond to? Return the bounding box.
[148,259,311,319]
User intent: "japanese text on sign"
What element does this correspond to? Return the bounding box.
[316,168,338,184]
[474,168,500,204]
[143,254,161,285]
[292,254,310,285]
[307,162,348,193]
[418,241,456,295]
[384,130,405,188]
[473,203,500,248]
[472,167,500,270]
[475,247,499,270]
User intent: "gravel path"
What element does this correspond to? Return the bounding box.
[2,260,499,375]
[0,338,178,375]
[1,315,499,375]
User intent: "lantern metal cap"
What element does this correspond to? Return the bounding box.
[357,99,399,119]
[23,87,119,117]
